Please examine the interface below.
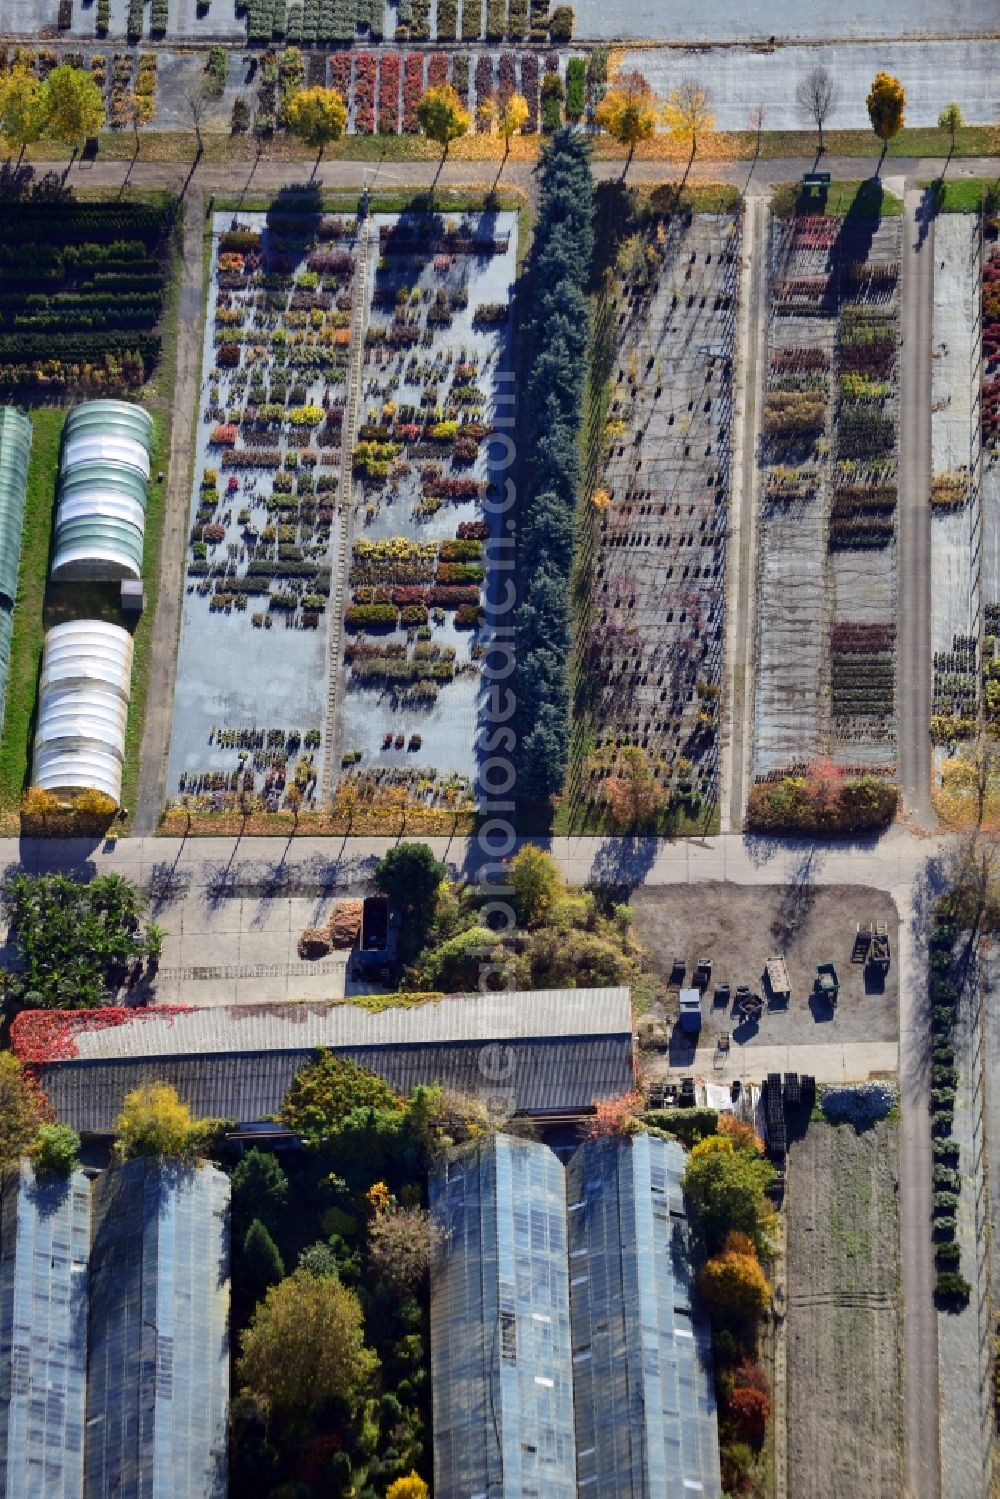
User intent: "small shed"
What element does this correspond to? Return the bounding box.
[120,580,144,616]
[679,988,702,1035]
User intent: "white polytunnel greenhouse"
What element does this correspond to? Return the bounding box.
[33,620,134,804]
[51,400,153,583]
[0,408,32,728]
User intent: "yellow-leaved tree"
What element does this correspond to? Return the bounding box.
[0,66,48,163]
[866,71,905,170]
[417,83,472,179]
[284,85,348,179]
[594,71,658,180]
[495,91,529,184]
[43,65,104,159]
[662,80,714,181]
[114,1082,216,1160]
[386,1475,430,1499]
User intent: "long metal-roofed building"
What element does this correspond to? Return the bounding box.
[566,1134,722,1499]
[0,409,31,727]
[0,1161,91,1499]
[86,1159,229,1499]
[428,1134,721,1499]
[430,1135,578,1499]
[32,620,134,803]
[51,401,152,583]
[32,989,634,1135]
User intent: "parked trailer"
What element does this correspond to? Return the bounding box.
[868,922,891,973]
[765,956,790,1001]
[815,962,840,1002]
[851,924,871,964]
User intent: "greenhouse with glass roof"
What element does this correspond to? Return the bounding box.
[430,1133,722,1499]
[51,401,153,583]
[32,620,134,803]
[0,408,31,726]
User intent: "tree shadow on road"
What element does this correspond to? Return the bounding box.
[146,859,192,914]
[914,183,938,250]
[769,845,824,947]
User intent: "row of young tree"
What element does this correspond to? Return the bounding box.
[513,128,594,806]
[0,57,966,181]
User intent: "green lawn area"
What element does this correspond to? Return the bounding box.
[771,178,905,217]
[0,408,64,823]
[919,176,1000,212]
[21,120,1000,168]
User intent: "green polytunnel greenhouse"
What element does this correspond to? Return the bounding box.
[51,400,153,583]
[0,407,32,729]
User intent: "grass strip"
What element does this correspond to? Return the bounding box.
[0,408,64,824]
[771,178,905,217]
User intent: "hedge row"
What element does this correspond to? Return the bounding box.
[744,773,898,836]
[514,128,593,806]
[928,915,971,1309]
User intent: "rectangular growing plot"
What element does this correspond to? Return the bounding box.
[337,209,517,802]
[753,210,901,778]
[577,212,739,825]
[785,1119,902,1499]
[166,207,360,814]
[930,215,980,745]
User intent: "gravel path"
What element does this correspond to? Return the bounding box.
[135,187,207,833]
[897,190,935,827]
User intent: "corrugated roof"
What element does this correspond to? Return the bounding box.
[39,1036,635,1132]
[68,987,633,1060]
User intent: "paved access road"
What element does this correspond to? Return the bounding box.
[27,152,1000,203]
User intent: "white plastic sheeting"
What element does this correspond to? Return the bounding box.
[61,433,150,478]
[33,621,134,804]
[52,401,153,583]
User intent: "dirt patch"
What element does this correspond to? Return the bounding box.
[784,1118,902,1499]
[630,879,898,1047]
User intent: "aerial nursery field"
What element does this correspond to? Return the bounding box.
[929,215,979,750]
[0,190,176,830]
[0,196,170,398]
[785,1118,902,1499]
[571,202,739,832]
[339,210,516,809]
[936,213,1000,826]
[166,200,516,825]
[166,204,359,815]
[753,194,902,782]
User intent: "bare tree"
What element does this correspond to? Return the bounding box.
[795,66,838,155]
[185,78,211,156]
[747,104,766,156]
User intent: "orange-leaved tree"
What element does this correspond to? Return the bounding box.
[586,1092,643,1138]
[717,1114,765,1154]
[696,1230,772,1315]
[602,744,665,830]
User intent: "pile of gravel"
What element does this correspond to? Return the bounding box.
[820,1081,898,1126]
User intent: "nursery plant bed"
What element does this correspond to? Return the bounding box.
[337,208,518,805]
[569,202,740,833]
